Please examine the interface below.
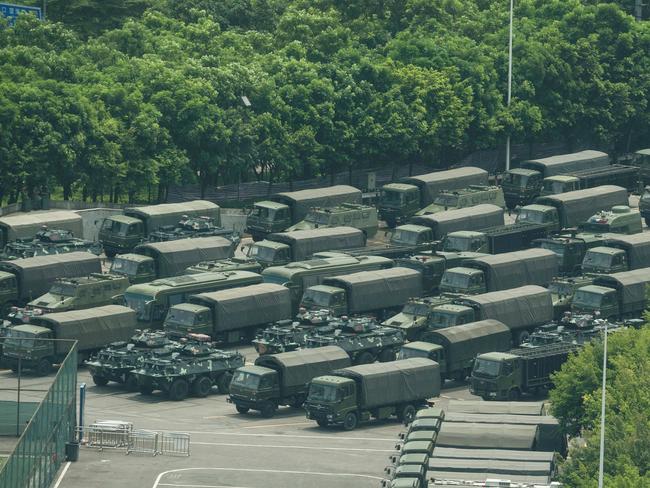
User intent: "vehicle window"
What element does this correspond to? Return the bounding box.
[127,224,140,236]
[140,262,154,275]
[101,219,115,231]
[259,376,275,388]
[502,362,513,375]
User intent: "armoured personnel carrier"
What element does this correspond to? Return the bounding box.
[147,215,239,243]
[252,310,333,355]
[185,256,262,275]
[0,227,102,260]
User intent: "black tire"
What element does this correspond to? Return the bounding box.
[508,389,521,401]
[517,330,531,345]
[453,370,466,382]
[10,366,18,373]
[355,352,374,365]
[291,396,306,409]
[104,249,116,258]
[36,359,52,376]
[343,412,358,431]
[217,372,233,394]
[192,377,213,398]
[378,349,396,363]
[399,404,417,424]
[260,402,276,418]
[168,378,190,401]
[236,406,249,414]
[92,375,109,387]
[316,419,329,428]
[645,217,650,228]
[124,374,139,392]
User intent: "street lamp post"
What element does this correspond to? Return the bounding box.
[597,318,608,488]
[505,0,514,172]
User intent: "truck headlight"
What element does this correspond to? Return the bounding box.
[489,392,497,397]
[327,414,334,421]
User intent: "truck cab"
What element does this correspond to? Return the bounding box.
[533,234,603,276]
[571,284,620,319]
[389,225,434,246]
[164,303,213,337]
[581,247,628,274]
[300,285,346,316]
[441,231,487,253]
[398,342,446,375]
[516,204,560,232]
[502,168,542,208]
[579,206,641,235]
[0,271,18,314]
[416,186,505,216]
[228,365,280,416]
[439,267,486,296]
[245,201,291,240]
[305,375,357,426]
[379,184,421,227]
[287,204,378,237]
[470,351,520,400]
[397,256,446,294]
[428,304,475,329]
[541,175,580,195]
[2,324,55,375]
[246,240,291,267]
[99,215,144,257]
[110,254,156,283]
[383,298,450,341]
[549,276,594,319]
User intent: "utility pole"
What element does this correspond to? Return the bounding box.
[505,0,514,172]
[597,317,608,488]
[42,0,46,20]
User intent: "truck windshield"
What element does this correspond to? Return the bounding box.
[391,228,418,245]
[249,206,274,220]
[301,289,332,307]
[248,244,277,263]
[305,212,330,225]
[473,358,501,378]
[231,370,261,389]
[542,181,564,194]
[440,272,470,289]
[381,190,403,206]
[434,194,459,208]
[111,257,140,276]
[402,303,430,317]
[573,290,603,307]
[429,311,460,328]
[503,173,527,187]
[49,282,77,297]
[582,252,612,269]
[4,329,37,348]
[539,241,566,257]
[165,308,197,326]
[102,219,129,236]
[308,383,340,403]
[516,209,544,224]
[124,293,152,321]
[442,235,472,252]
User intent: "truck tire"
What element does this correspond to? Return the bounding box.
[168,379,190,401]
[192,377,213,398]
[217,372,233,394]
[92,375,109,387]
[105,249,116,258]
[124,374,139,392]
[384,217,397,228]
[645,217,650,228]
[343,412,358,431]
[378,349,396,363]
[453,370,466,382]
[397,404,417,423]
[260,401,277,418]
[236,406,249,414]
[140,385,153,395]
[516,330,531,345]
[291,396,306,408]
[316,419,329,428]
[355,352,374,365]
[36,359,52,376]
[508,389,521,401]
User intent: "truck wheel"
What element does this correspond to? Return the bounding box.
[453,370,466,382]
[192,377,213,398]
[168,379,190,401]
[140,385,153,395]
[343,412,358,431]
[384,218,397,228]
[355,352,374,365]
[124,374,139,392]
[236,406,249,414]
[508,389,521,401]
[316,419,329,428]
[36,359,52,376]
[260,402,277,418]
[398,404,417,424]
[104,249,116,258]
[378,349,396,363]
[217,372,233,394]
[645,217,650,227]
[291,396,306,408]
[516,331,530,345]
[92,375,109,387]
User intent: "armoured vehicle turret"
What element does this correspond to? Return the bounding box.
[147,215,239,244]
[184,256,262,275]
[132,334,245,400]
[0,227,102,260]
[579,206,641,235]
[382,296,454,342]
[252,310,333,355]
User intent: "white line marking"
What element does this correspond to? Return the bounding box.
[182,431,396,441]
[52,461,71,488]
[242,421,311,429]
[192,441,393,453]
[159,484,249,488]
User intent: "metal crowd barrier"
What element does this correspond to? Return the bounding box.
[159,432,191,457]
[80,421,133,451]
[127,430,160,456]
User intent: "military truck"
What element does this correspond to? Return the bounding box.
[502,150,610,208]
[99,200,220,256]
[540,164,639,196]
[86,330,178,390]
[164,283,292,343]
[439,249,558,296]
[305,358,441,429]
[440,222,548,255]
[398,320,512,381]
[2,305,137,375]
[0,210,83,248]
[228,346,351,417]
[382,296,455,342]
[409,204,505,241]
[0,252,102,315]
[581,233,650,275]
[0,227,102,260]
[549,275,594,319]
[300,267,425,319]
[286,203,378,237]
[147,215,235,242]
[132,336,245,400]
[470,342,581,400]
[379,167,489,227]
[578,206,641,235]
[185,256,262,275]
[571,267,650,319]
[247,227,366,268]
[245,185,362,241]
[639,185,650,226]
[416,185,505,216]
[123,271,262,328]
[110,236,236,284]
[534,232,610,276]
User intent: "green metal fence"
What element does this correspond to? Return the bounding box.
[0,401,40,436]
[0,344,77,488]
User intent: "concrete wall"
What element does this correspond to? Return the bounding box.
[76,208,124,241]
[221,208,247,234]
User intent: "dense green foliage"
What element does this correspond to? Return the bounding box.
[1,0,648,203]
[550,325,650,486]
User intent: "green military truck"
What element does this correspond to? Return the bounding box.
[415,185,505,216]
[470,342,580,401]
[2,305,137,375]
[534,232,610,276]
[379,167,489,227]
[185,256,262,275]
[305,358,441,429]
[0,210,83,248]
[549,275,594,319]
[164,283,291,343]
[502,150,610,208]
[382,296,455,342]
[409,204,505,241]
[540,164,639,196]
[123,270,262,328]
[245,185,362,241]
[286,203,378,237]
[439,223,547,255]
[110,236,236,284]
[228,346,351,418]
[582,233,650,275]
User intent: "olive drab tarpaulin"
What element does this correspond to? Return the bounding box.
[0,252,102,299]
[427,457,553,479]
[431,447,555,463]
[267,227,366,261]
[272,185,362,222]
[603,234,650,269]
[445,400,545,416]
[521,150,610,177]
[0,210,84,243]
[254,346,350,389]
[400,167,489,206]
[191,283,292,333]
[30,305,137,355]
[125,200,221,233]
[594,267,650,311]
[322,267,423,314]
[333,358,440,409]
[435,422,539,450]
[410,204,504,240]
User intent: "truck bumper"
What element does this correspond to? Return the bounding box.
[469,380,503,400]
[305,406,340,425]
[228,394,265,411]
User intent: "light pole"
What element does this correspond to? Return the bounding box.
[597,317,608,488]
[505,0,514,172]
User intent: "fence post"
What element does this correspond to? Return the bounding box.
[15,356,21,437]
[79,383,86,442]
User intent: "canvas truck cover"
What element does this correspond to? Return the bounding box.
[464,248,558,291]
[410,204,504,240]
[431,447,555,463]
[333,358,440,409]
[458,285,553,331]
[255,346,350,389]
[31,305,137,355]
[436,422,539,450]
[603,233,650,269]
[0,210,83,245]
[521,150,610,177]
[125,200,220,233]
[594,267,650,310]
[400,167,488,206]
[535,185,628,228]
[268,227,365,261]
[189,283,291,332]
[322,267,423,313]
[272,185,362,222]
[428,458,552,480]
[134,236,235,277]
[0,252,102,299]
[446,400,545,416]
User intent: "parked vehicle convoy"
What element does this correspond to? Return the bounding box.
[409,204,504,241]
[228,346,351,418]
[581,233,650,274]
[247,227,366,268]
[300,267,425,318]
[245,185,362,240]
[286,203,378,237]
[439,248,558,296]
[534,233,611,276]
[0,210,83,248]
[415,185,505,216]
[0,227,102,260]
[164,283,291,343]
[132,335,245,400]
[501,150,610,208]
[578,206,641,235]
[470,342,581,400]
[379,167,488,227]
[440,223,548,255]
[185,256,262,275]
[398,320,512,381]
[540,164,639,196]
[147,216,236,242]
[571,267,650,319]
[0,252,102,315]
[305,358,441,429]
[110,236,236,284]
[123,271,262,329]
[99,200,221,256]
[2,305,138,375]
